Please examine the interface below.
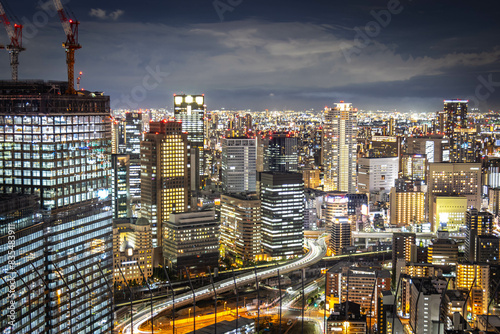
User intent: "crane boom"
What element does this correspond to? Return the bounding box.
[0,0,24,81]
[0,2,14,41]
[52,0,81,94]
[52,0,72,40]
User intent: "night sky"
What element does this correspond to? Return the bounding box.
[2,0,500,112]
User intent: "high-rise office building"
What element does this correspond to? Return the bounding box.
[163,210,219,276]
[140,121,191,254]
[220,193,261,265]
[173,94,205,191]
[260,172,304,260]
[119,112,144,204]
[358,157,399,194]
[111,154,130,218]
[245,113,252,130]
[427,163,482,226]
[450,128,478,163]
[405,136,450,163]
[392,233,416,276]
[0,81,113,333]
[221,137,257,193]
[377,290,404,334]
[322,102,357,192]
[112,217,153,285]
[263,132,298,172]
[456,263,490,317]
[304,191,320,230]
[444,99,468,137]
[389,188,425,227]
[330,217,351,255]
[0,195,45,333]
[465,209,494,262]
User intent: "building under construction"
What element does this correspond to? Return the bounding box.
[0,80,113,333]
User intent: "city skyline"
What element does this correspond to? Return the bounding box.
[3,1,500,333]
[0,0,499,111]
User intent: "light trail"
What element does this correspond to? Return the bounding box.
[118,238,327,333]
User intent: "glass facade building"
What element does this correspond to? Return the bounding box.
[0,81,113,334]
[118,112,143,204]
[174,94,205,191]
[259,172,304,260]
[111,154,130,218]
[263,132,298,172]
[0,194,45,334]
[221,137,257,194]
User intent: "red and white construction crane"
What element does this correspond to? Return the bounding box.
[0,0,25,81]
[53,0,81,94]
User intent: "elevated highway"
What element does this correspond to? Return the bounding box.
[118,238,327,333]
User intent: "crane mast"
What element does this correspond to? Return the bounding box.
[0,1,24,81]
[53,0,81,94]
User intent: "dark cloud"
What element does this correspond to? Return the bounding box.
[1,0,500,111]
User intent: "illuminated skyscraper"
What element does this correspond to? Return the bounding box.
[140,121,191,255]
[260,172,304,260]
[389,189,425,227]
[302,168,321,189]
[119,112,144,204]
[220,193,261,265]
[329,217,351,255]
[0,195,45,332]
[392,233,416,274]
[465,208,494,262]
[444,99,468,137]
[111,154,131,218]
[450,128,478,163]
[0,81,113,333]
[427,163,481,228]
[263,132,298,172]
[324,193,349,225]
[221,137,257,193]
[322,102,357,192]
[456,263,490,317]
[174,94,205,191]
